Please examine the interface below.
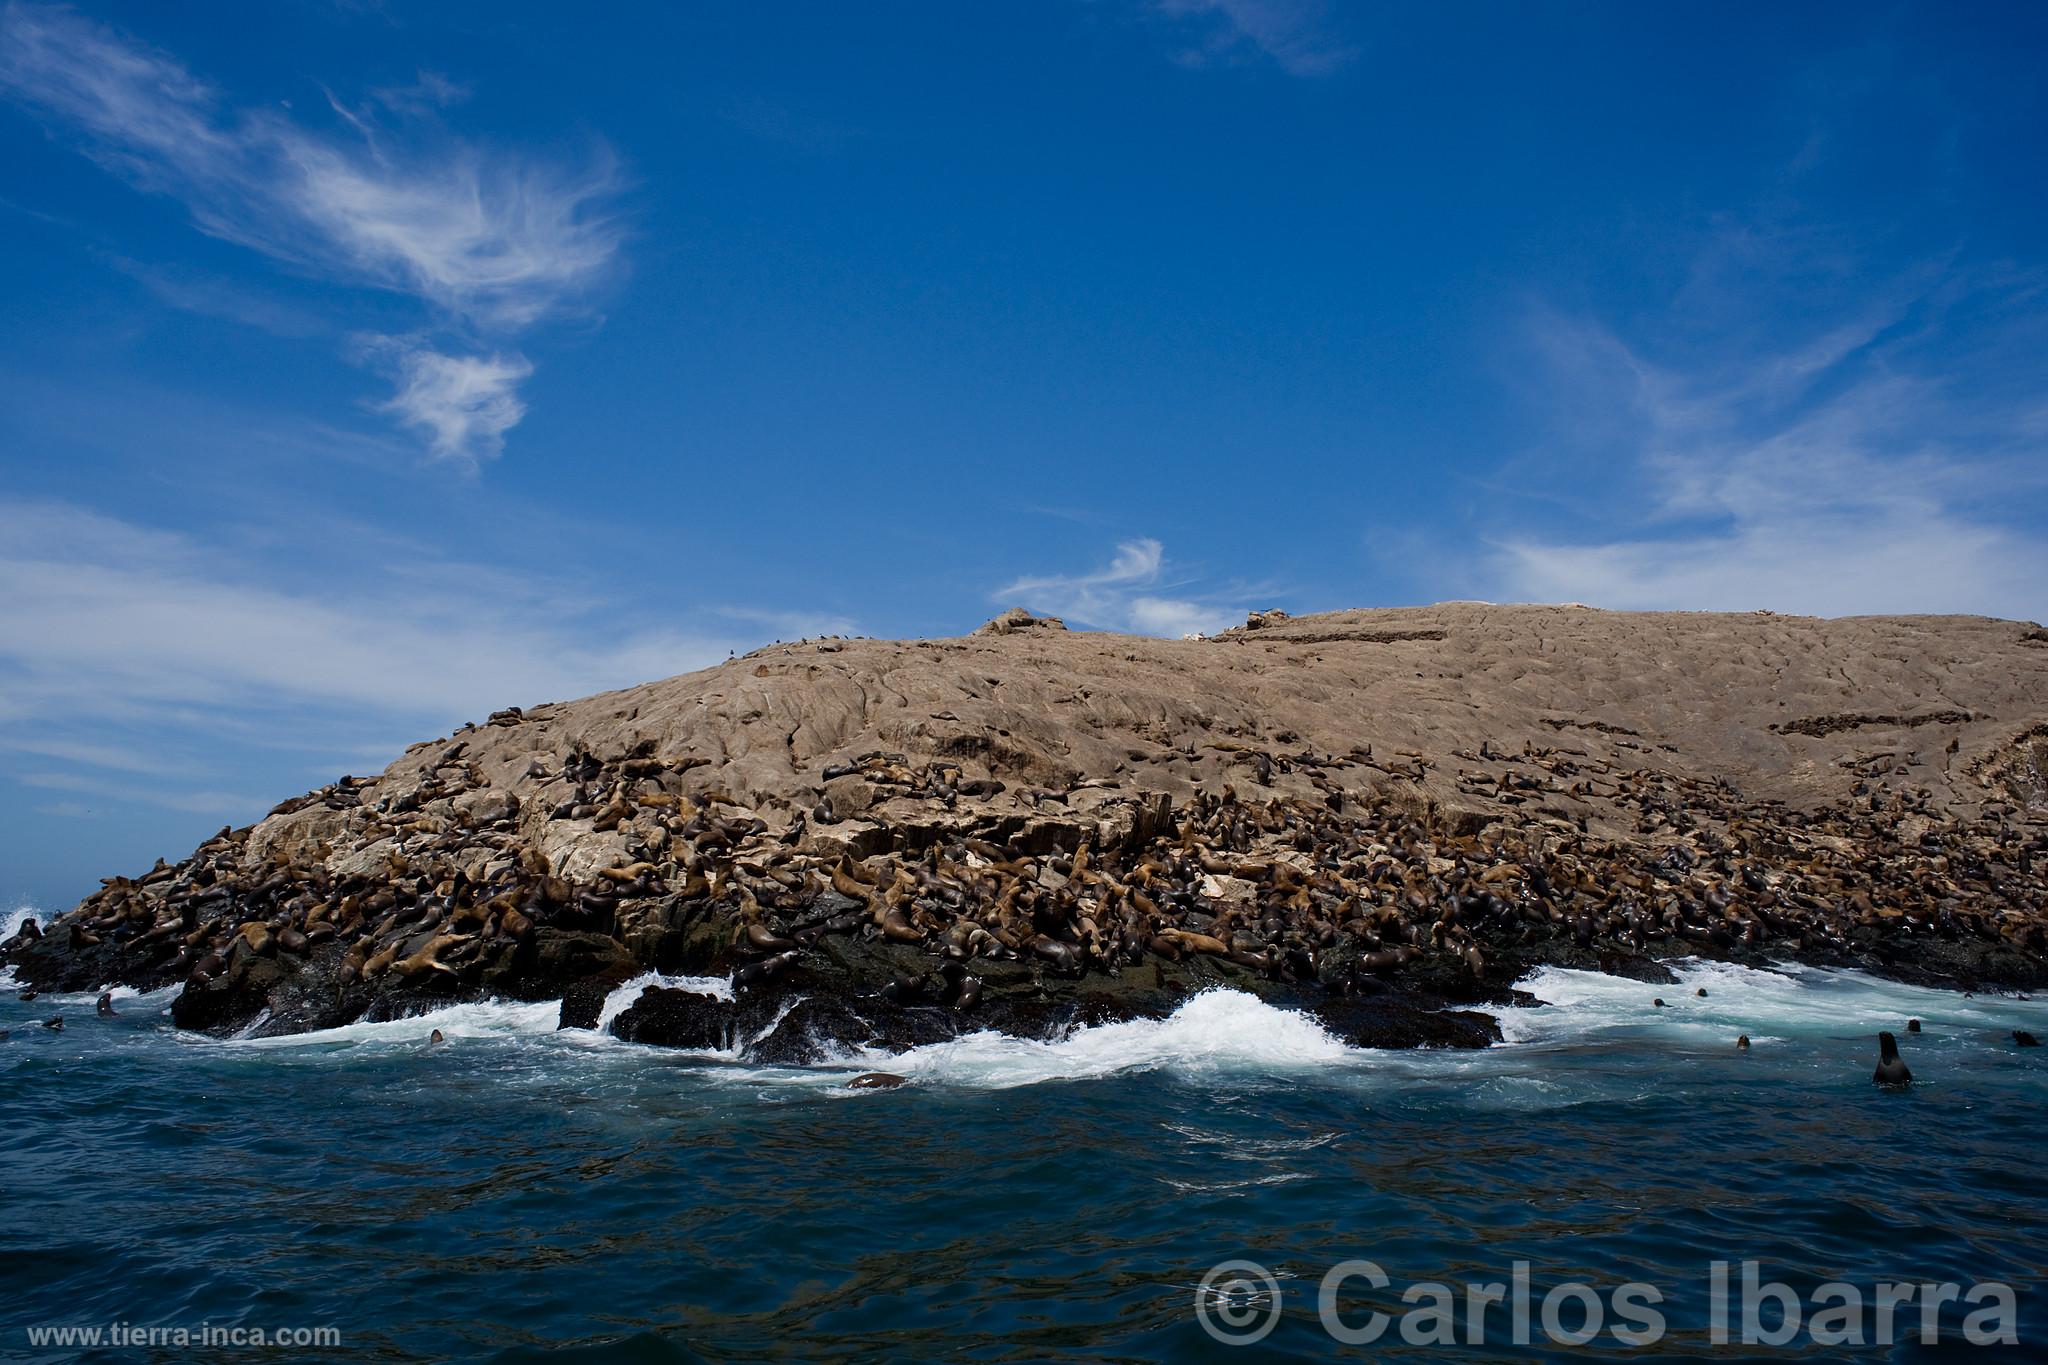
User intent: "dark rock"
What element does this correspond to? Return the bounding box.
[558,961,643,1030]
[500,929,638,1002]
[1311,995,1502,1049]
[171,955,289,1032]
[609,986,734,1050]
[745,995,885,1064]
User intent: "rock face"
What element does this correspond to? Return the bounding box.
[8,604,2048,1050]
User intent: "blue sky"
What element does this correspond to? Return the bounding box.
[2,0,2045,907]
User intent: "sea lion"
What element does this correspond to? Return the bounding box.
[879,904,924,945]
[745,922,796,954]
[1736,1035,1750,1050]
[2016,1031,2040,1048]
[1695,988,1708,997]
[734,949,800,988]
[96,992,116,1017]
[879,975,926,1005]
[393,933,467,979]
[1027,934,1083,974]
[429,1028,446,1045]
[1873,1031,1912,1086]
[1906,1018,1921,1033]
[846,1072,907,1090]
[952,973,982,1011]
[1653,998,1666,1008]
[18,988,38,1002]
[42,1016,62,1031]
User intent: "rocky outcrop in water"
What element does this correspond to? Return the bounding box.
[9,604,2048,1052]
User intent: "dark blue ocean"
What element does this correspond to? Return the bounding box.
[5,929,2045,1361]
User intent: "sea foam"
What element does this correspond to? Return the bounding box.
[838,987,1360,1090]
[1496,957,2048,1047]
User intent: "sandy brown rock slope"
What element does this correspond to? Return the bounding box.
[340,603,2048,849]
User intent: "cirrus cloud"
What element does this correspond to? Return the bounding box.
[995,538,1255,636]
[0,1,625,465]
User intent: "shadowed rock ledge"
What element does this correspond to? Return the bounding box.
[9,604,2048,1054]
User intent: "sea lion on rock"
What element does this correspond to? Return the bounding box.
[952,973,982,1011]
[735,949,800,988]
[879,904,923,945]
[745,922,795,954]
[1028,934,1083,975]
[1873,1031,1912,1086]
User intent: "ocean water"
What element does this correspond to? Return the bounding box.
[4,905,2045,1361]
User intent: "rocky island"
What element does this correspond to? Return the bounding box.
[9,604,2048,1053]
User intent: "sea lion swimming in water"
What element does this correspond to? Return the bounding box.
[1873,1031,1912,1086]
[96,992,116,1017]
[429,1028,446,1045]
[847,1072,907,1090]
[1736,1035,1750,1050]
[1906,1018,1921,1033]
[41,1016,62,1032]
[2016,1031,2040,1048]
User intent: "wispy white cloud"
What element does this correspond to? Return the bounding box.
[376,343,533,463]
[105,254,328,338]
[18,770,255,816]
[1483,279,2048,620]
[367,70,471,117]
[0,2,624,461]
[0,735,194,778]
[1157,0,1354,76]
[0,499,784,807]
[996,538,1251,635]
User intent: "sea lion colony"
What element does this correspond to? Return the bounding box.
[8,604,2047,1052]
